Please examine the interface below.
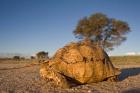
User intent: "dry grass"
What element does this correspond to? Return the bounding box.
[111,55,140,65]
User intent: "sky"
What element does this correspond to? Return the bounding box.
[0,0,140,57]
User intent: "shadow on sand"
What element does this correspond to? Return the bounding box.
[118,67,140,81]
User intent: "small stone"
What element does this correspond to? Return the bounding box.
[88,90,92,93]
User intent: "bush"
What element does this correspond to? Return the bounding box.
[13,56,20,60]
[36,51,49,62]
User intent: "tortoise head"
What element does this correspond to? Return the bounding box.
[40,60,55,80]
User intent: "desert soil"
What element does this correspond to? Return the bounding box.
[0,62,140,93]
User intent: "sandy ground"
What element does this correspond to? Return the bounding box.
[0,62,140,93]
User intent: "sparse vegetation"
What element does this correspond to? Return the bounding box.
[111,56,140,64]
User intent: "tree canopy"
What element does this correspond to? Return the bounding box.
[36,51,49,59]
[73,13,130,51]
[13,56,20,60]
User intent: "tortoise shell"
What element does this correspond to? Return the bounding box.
[46,42,121,84]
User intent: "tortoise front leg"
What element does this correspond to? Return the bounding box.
[54,72,70,88]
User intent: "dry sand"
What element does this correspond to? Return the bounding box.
[0,62,140,93]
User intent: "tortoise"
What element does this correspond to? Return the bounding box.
[40,41,121,88]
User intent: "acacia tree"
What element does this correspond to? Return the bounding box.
[13,56,20,60]
[73,13,130,51]
[36,51,49,62]
[36,51,49,59]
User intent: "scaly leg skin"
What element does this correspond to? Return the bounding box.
[55,73,70,89]
[54,72,70,89]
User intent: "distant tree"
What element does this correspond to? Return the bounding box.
[13,56,20,60]
[74,13,131,51]
[30,56,35,60]
[36,51,49,62]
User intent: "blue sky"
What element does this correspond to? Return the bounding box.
[0,0,140,57]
